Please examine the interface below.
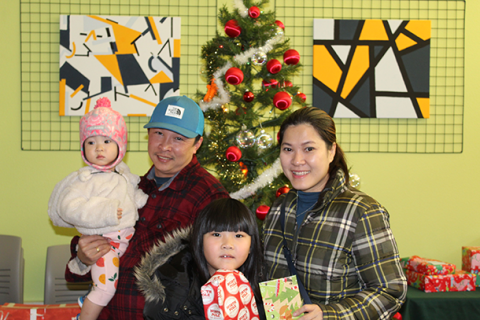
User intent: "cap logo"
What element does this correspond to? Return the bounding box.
[165,105,184,119]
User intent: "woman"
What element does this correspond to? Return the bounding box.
[263,107,407,320]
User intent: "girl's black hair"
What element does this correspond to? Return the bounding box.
[191,198,265,304]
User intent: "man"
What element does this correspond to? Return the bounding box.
[65,96,229,319]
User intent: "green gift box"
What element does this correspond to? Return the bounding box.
[259,275,304,320]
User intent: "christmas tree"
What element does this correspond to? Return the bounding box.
[196,0,308,218]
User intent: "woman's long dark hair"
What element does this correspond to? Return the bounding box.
[278,107,349,185]
[191,198,265,302]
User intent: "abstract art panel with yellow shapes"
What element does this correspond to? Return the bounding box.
[313,19,430,118]
[59,15,181,116]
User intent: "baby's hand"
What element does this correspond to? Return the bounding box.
[117,208,123,220]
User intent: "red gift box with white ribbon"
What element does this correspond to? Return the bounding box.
[201,269,260,320]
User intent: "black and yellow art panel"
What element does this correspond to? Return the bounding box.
[313,19,430,118]
[59,15,181,117]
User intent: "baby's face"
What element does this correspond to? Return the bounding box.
[84,135,119,166]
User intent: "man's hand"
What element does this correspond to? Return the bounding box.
[117,208,123,220]
[294,304,323,320]
[77,235,110,266]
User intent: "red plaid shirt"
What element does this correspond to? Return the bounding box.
[65,156,229,319]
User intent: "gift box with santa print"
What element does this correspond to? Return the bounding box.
[405,269,476,293]
[461,246,480,274]
[405,255,456,275]
[456,270,480,287]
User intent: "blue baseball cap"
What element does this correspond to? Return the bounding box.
[144,96,204,138]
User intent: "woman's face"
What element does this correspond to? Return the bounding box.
[280,123,336,193]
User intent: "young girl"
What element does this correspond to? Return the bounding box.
[135,198,266,320]
[48,97,148,320]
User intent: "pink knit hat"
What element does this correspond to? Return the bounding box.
[79,97,127,171]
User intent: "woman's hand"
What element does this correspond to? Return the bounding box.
[77,234,110,266]
[294,304,323,320]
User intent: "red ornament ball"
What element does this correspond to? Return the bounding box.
[256,205,270,220]
[225,67,244,85]
[273,92,292,110]
[248,6,261,18]
[284,49,300,65]
[276,186,291,198]
[275,20,285,29]
[225,146,242,162]
[243,91,255,103]
[297,92,307,102]
[262,79,278,89]
[284,80,293,87]
[225,19,242,38]
[266,59,282,74]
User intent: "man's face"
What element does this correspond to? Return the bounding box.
[147,128,203,178]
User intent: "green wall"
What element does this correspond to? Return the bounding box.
[1,0,479,303]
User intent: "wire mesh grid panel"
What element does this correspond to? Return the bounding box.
[275,0,465,153]
[20,0,218,151]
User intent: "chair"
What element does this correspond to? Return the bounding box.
[44,244,91,304]
[0,235,24,304]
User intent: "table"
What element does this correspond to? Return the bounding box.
[399,286,480,320]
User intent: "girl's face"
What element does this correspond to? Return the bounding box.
[280,123,336,193]
[203,231,251,276]
[84,135,119,166]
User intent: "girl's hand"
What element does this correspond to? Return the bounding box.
[117,208,123,220]
[77,235,109,266]
[293,304,323,320]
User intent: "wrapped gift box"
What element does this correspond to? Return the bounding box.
[259,275,303,320]
[400,257,410,269]
[462,246,480,274]
[0,303,80,319]
[457,270,480,287]
[201,269,260,320]
[405,255,456,275]
[406,270,476,293]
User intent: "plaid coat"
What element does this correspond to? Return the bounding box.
[263,170,407,320]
